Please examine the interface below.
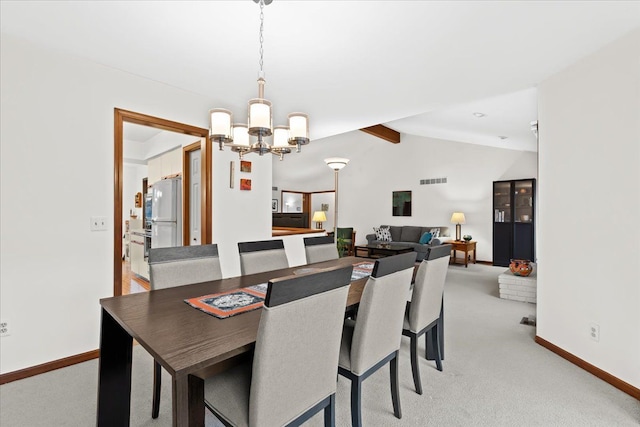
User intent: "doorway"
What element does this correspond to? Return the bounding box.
[114,109,212,296]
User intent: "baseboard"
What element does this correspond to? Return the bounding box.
[535,336,639,400]
[0,349,99,385]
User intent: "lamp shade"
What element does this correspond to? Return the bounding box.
[248,98,272,136]
[450,212,466,224]
[324,157,349,170]
[232,124,250,147]
[288,113,309,140]
[209,108,233,140]
[312,211,327,222]
[272,126,289,147]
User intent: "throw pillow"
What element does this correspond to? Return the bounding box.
[419,232,433,245]
[373,226,392,242]
[429,228,441,239]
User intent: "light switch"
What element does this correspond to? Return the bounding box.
[90,216,108,231]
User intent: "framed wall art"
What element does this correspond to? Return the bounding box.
[240,160,252,173]
[392,190,412,216]
[240,179,252,191]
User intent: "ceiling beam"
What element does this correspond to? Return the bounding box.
[359,124,401,144]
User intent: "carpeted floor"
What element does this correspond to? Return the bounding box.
[1,264,638,426]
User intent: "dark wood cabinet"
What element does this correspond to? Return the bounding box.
[493,179,535,267]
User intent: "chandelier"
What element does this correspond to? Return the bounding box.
[209,0,309,161]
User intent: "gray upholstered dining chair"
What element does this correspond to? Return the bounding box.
[147,244,222,419]
[303,235,339,264]
[204,265,354,427]
[338,251,417,427]
[402,244,451,395]
[238,239,289,275]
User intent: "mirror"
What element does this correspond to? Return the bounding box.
[282,191,303,212]
[114,109,211,296]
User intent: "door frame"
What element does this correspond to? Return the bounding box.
[114,108,212,296]
[183,141,203,246]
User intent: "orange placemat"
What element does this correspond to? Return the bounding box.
[184,283,268,319]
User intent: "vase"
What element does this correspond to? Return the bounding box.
[509,259,533,277]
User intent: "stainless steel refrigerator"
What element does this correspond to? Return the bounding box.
[151,177,182,248]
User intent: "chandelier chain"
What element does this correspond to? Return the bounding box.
[259,0,264,73]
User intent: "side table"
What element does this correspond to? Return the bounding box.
[449,240,477,267]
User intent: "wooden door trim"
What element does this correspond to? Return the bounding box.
[183,141,210,246]
[114,108,211,296]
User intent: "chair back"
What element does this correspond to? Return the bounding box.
[303,235,339,264]
[336,227,356,256]
[407,244,451,333]
[148,244,222,290]
[350,251,417,375]
[238,239,289,275]
[249,265,353,426]
[336,227,353,240]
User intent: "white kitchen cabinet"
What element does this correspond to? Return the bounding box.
[148,148,182,186]
[147,156,162,187]
[129,231,149,281]
[161,147,182,177]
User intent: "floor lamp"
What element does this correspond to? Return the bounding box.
[324,158,349,234]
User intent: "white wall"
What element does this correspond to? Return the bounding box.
[537,29,640,387]
[273,131,538,262]
[310,192,335,231]
[0,35,271,373]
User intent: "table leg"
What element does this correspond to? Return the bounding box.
[464,248,469,268]
[174,374,204,426]
[97,308,133,427]
[426,298,444,361]
[473,247,477,264]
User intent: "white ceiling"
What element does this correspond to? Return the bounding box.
[2,1,639,152]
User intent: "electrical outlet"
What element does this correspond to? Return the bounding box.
[90,216,108,231]
[0,321,9,337]
[589,323,600,342]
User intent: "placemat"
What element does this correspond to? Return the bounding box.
[352,261,374,281]
[185,283,268,319]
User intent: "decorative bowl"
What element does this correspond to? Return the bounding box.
[509,259,533,277]
[463,235,472,242]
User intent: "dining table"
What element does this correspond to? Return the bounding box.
[96,256,443,426]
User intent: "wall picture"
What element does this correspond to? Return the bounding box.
[392,190,412,216]
[240,160,252,173]
[272,199,278,212]
[321,203,329,211]
[240,179,252,191]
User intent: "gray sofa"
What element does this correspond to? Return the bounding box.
[365,225,450,261]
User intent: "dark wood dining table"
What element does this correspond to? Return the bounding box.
[96,256,444,427]
[96,256,443,426]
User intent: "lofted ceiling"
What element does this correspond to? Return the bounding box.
[2,1,639,152]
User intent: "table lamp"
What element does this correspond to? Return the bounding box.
[312,211,327,229]
[450,212,466,241]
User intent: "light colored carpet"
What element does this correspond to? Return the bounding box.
[1,264,638,426]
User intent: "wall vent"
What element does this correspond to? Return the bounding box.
[272,186,278,191]
[420,177,447,185]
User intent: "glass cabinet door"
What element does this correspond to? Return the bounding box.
[493,181,512,222]
[514,180,534,223]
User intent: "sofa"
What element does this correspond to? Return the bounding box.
[365,225,450,261]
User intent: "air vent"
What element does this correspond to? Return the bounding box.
[272,186,278,191]
[420,177,447,185]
